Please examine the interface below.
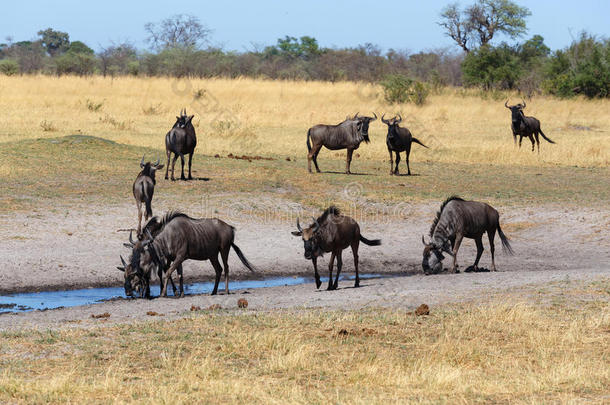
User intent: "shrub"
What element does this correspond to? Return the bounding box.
[380,74,430,105]
[0,59,19,75]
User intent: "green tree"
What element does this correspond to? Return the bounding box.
[67,41,94,55]
[439,0,531,52]
[461,43,521,89]
[0,59,19,75]
[37,28,70,56]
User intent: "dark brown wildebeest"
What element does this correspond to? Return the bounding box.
[306,113,377,174]
[122,211,255,298]
[133,155,163,236]
[165,108,197,181]
[422,196,513,275]
[381,114,428,175]
[291,206,381,290]
[505,100,555,152]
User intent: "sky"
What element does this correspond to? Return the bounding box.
[2,1,609,53]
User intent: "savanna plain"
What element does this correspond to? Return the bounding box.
[0,76,609,403]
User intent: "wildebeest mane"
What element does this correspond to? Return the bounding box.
[316,206,341,224]
[429,196,464,236]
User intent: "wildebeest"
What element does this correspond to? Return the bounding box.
[165,108,197,181]
[505,100,555,152]
[133,155,163,236]
[291,206,381,290]
[422,196,513,275]
[382,114,428,175]
[122,211,255,298]
[306,113,377,174]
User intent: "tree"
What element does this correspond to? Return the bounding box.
[67,41,94,55]
[37,28,70,56]
[144,14,211,50]
[461,43,522,89]
[439,0,530,52]
[98,42,138,76]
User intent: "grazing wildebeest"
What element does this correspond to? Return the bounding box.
[422,196,513,275]
[133,155,163,236]
[381,114,428,175]
[306,113,377,174]
[291,206,381,290]
[122,211,255,298]
[505,100,555,152]
[165,108,197,181]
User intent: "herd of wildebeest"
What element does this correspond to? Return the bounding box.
[117,101,553,298]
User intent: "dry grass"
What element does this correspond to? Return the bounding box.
[0,280,608,403]
[1,75,608,168]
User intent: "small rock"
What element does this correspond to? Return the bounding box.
[91,312,110,319]
[146,311,163,316]
[190,305,201,311]
[415,304,430,316]
[207,304,222,310]
[214,154,220,158]
[237,298,248,308]
[286,157,291,161]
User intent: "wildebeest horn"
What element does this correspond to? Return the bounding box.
[521,99,526,109]
[129,230,135,245]
[504,100,510,108]
[396,113,402,124]
[140,155,145,168]
[422,235,427,246]
[381,113,389,124]
[154,158,160,167]
[145,228,153,241]
[371,112,377,121]
[311,217,320,232]
[296,218,303,233]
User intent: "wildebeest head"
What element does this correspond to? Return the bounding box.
[505,100,526,122]
[381,113,403,139]
[118,230,156,297]
[291,218,323,260]
[351,112,377,143]
[139,155,164,179]
[174,108,194,129]
[421,235,453,274]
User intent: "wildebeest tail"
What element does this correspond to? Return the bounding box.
[306,128,312,152]
[497,223,514,255]
[232,243,256,272]
[539,129,555,144]
[412,137,429,148]
[359,235,381,246]
[141,183,153,218]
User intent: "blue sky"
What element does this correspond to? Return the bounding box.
[2,1,608,53]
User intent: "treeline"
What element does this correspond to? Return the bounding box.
[0,10,609,100]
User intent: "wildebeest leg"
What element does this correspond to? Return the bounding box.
[170,154,178,181]
[187,152,193,180]
[180,154,186,180]
[327,252,335,290]
[160,256,185,297]
[518,136,523,149]
[513,134,517,147]
[221,246,230,295]
[451,234,463,273]
[165,151,171,180]
[394,152,401,175]
[487,228,497,271]
[534,133,540,154]
[352,240,360,287]
[345,149,354,174]
[473,236,484,270]
[308,145,322,173]
[209,255,223,295]
[332,251,343,290]
[177,264,184,297]
[136,201,142,236]
[312,257,322,288]
[388,148,394,175]
[405,145,412,175]
[529,135,535,152]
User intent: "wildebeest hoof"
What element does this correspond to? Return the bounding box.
[315,279,322,289]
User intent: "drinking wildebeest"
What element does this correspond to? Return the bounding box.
[306,113,377,174]
[505,100,555,152]
[422,196,513,275]
[381,114,428,175]
[122,211,255,298]
[165,108,197,181]
[133,155,163,236]
[291,206,381,290]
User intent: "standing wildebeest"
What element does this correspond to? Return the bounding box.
[291,206,381,290]
[382,114,428,175]
[422,196,513,275]
[505,100,555,152]
[122,211,255,298]
[306,113,377,174]
[133,155,163,236]
[165,108,197,181]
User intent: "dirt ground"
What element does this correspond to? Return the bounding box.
[0,201,608,329]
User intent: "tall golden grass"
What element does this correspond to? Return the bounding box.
[0,75,608,167]
[1,280,609,403]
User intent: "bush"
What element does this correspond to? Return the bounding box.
[380,74,430,105]
[0,59,19,75]
[461,44,522,90]
[55,52,96,75]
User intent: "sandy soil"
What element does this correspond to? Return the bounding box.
[0,202,608,329]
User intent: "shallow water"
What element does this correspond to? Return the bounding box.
[0,274,386,314]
